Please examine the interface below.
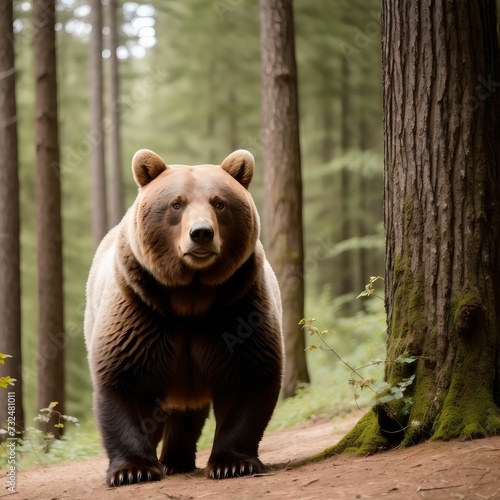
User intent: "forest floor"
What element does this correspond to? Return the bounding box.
[7,411,500,500]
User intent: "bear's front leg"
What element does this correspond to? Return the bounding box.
[207,381,280,479]
[94,386,165,486]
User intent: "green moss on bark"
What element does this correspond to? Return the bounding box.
[400,353,440,445]
[432,341,500,440]
[319,410,390,457]
[387,254,426,367]
[384,253,426,430]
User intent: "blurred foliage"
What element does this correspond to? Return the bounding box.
[11,0,384,429]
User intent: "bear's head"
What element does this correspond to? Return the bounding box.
[126,149,260,287]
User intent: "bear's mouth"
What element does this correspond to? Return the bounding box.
[186,248,217,259]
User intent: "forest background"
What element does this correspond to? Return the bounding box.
[12,0,387,433]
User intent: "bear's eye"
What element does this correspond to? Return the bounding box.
[172,202,181,210]
[214,201,225,211]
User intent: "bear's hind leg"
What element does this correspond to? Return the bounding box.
[159,405,210,475]
[95,387,166,486]
[208,382,280,479]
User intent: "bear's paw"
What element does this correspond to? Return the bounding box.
[107,459,164,487]
[206,457,265,479]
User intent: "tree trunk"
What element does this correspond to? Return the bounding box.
[337,55,356,314]
[106,0,124,227]
[90,0,108,246]
[315,66,339,296]
[329,0,500,455]
[228,87,239,152]
[0,0,24,435]
[34,0,65,437]
[259,0,310,397]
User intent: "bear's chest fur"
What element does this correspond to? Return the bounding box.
[93,287,277,409]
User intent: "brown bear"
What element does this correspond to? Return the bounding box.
[84,149,284,487]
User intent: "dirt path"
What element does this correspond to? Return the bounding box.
[6,412,500,499]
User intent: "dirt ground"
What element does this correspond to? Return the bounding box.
[5,412,500,499]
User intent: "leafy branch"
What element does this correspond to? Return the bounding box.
[356,275,384,300]
[33,401,80,452]
[301,315,418,419]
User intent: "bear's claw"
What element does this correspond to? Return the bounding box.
[107,462,163,487]
[206,458,262,479]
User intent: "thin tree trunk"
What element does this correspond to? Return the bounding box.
[315,66,340,296]
[33,0,65,437]
[107,0,124,227]
[90,0,108,246]
[260,0,310,397]
[320,68,334,163]
[228,87,239,151]
[358,63,370,292]
[337,54,355,313]
[330,0,500,455]
[0,0,24,435]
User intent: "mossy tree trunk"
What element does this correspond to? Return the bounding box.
[259,0,310,397]
[331,0,500,455]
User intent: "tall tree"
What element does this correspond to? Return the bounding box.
[260,0,310,397]
[106,0,124,227]
[90,0,108,246]
[0,0,24,434]
[337,55,355,312]
[34,0,65,436]
[331,0,500,454]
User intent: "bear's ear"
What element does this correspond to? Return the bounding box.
[132,149,168,187]
[220,149,254,189]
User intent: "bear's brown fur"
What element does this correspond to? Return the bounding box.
[84,149,283,486]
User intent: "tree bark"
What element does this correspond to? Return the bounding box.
[34,0,65,436]
[339,55,368,308]
[0,0,24,434]
[259,0,310,397]
[337,55,357,314]
[328,0,500,455]
[106,0,124,227]
[90,0,108,245]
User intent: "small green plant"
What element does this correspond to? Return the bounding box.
[33,402,80,452]
[356,275,384,300]
[301,317,417,417]
[301,277,418,420]
[0,355,89,466]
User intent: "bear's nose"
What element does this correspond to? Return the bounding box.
[190,222,214,245]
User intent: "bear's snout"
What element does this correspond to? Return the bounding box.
[190,222,214,245]
[181,218,220,268]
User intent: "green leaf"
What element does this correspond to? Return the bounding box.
[321,329,335,335]
[401,398,414,415]
[395,355,418,364]
[374,381,390,393]
[378,394,394,403]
